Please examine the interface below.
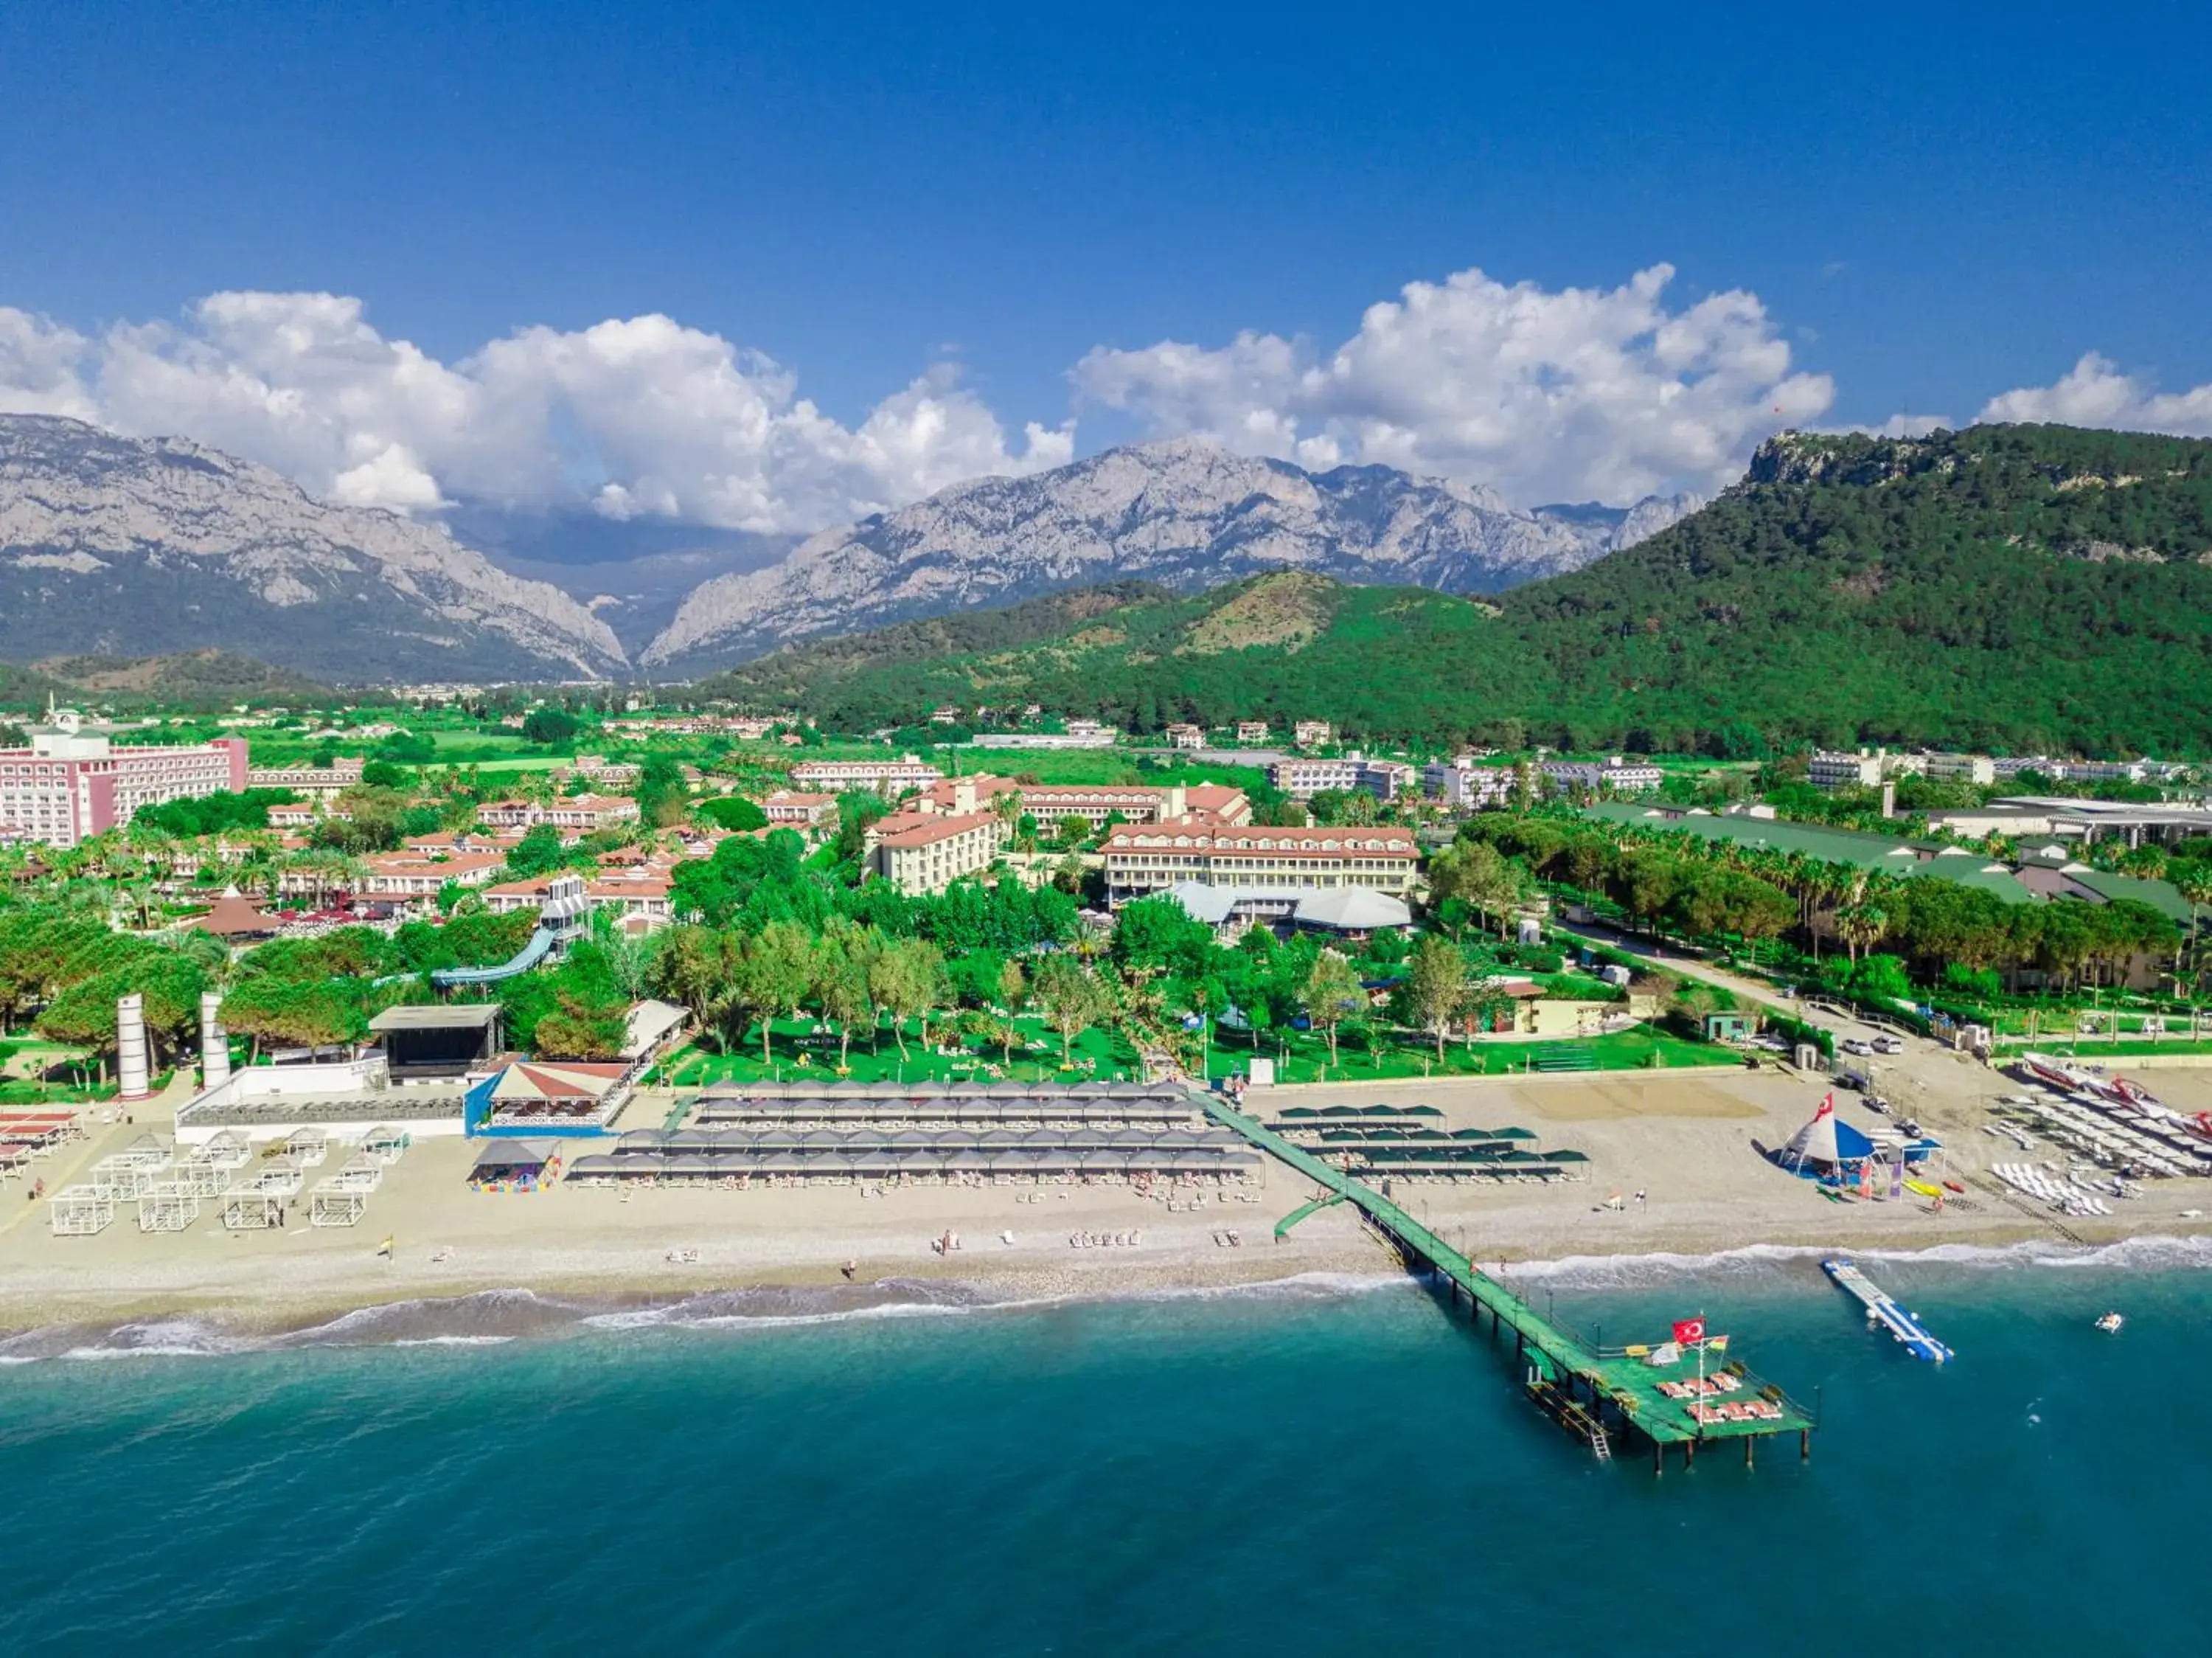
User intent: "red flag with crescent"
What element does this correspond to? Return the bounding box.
[1672,1317,1706,1346]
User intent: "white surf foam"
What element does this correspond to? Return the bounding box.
[1476,1231,2212,1287]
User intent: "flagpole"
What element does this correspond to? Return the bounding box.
[1697,1308,1705,1438]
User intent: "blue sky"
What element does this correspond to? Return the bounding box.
[1,1,2207,528]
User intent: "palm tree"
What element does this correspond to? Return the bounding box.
[1834,901,1888,966]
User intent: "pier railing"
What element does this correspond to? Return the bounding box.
[1199,1091,1818,1460]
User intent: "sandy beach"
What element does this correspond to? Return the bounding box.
[7,1055,2212,1342]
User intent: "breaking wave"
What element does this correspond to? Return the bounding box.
[1478,1232,2212,1289]
[1,1236,2204,1364]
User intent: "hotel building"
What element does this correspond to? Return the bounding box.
[0,711,248,847]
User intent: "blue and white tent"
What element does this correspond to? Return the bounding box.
[1776,1094,1877,1177]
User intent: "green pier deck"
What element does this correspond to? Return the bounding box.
[1203,1095,1817,1466]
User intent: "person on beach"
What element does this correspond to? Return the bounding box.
[841,1260,857,1280]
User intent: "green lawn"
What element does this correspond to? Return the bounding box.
[666,1014,1142,1087]
[1991,1035,2212,1058]
[1198,1023,1731,1086]
[0,1039,108,1098]
[465,755,580,773]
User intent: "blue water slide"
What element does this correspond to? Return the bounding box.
[429,923,561,989]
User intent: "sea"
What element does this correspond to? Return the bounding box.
[4,1240,2209,1657]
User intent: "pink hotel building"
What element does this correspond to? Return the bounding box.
[0,711,248,848]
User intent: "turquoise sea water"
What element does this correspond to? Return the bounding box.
[3,1244,2208,1657]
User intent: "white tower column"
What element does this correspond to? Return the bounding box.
[116,993,151,1100]
[201,990,232,1091]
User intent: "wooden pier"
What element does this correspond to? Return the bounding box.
[1205,1095,1818,1469]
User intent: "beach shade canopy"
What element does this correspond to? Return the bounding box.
[1778,1095,1877,1173]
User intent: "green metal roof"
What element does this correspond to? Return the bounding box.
[1907,862,2038,904]
[1581,805,2036,903]
[2067,867,2208,925]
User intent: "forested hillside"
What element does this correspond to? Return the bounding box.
[690,424,2212,755]
[0,651,343,712]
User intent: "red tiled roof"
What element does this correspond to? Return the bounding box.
[874,811,1002,849]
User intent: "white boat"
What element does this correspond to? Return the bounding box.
[2096,1312,2124,1334]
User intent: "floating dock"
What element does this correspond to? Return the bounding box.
[1204,1095,1818,1471]
[1821,1258,1954,1362]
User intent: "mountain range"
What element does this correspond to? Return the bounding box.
[0,416,626,682]
[641,438,1699,671]
[0,417,1697,681]
[690,423,2212,755]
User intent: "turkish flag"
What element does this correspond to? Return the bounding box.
[1672,1317,1706,1346]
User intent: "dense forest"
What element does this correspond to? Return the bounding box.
[689,424,2212,755]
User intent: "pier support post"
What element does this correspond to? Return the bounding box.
[1800,1429,1810,1462]
[1685,1440,1695,1471]
[1652,1444,1662,1476]
[1745,1437,1755,1469]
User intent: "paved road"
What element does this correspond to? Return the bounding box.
[1552,918,1984,1111]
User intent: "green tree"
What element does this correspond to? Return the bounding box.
[835,791,890,863]
[634,754,688,828]
[739,920,819,1065]
[812,927,876,1069]
[504,824,577,880]
[1834,901,1889,966]
[521,707,582,746]
[650,925,744,1050]
[1110,895,1214,978]
[1299,949,1367,1066]
[1405,934,1468,1062]
[1032,952,1107,1066]
[697,795,769,832]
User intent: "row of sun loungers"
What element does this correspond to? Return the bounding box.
[629,1127,1234,1153]
[1989,1162,2115,1216]
[695,1102,1194,1127]
[1658,1373,1745,1400]
[1686,1399,1786,1426]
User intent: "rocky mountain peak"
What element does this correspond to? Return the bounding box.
[0,414,628,681]
[641,437,1697,672]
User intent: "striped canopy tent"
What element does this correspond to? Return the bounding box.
[488,1061,630,1120]
[1777,1095,1877,1177]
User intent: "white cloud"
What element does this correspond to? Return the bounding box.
[1071,263,1835,504]
[0,294,1071,531]
[0,308,97,420]
[18,276,2205,535]
[1977,352,2212,437]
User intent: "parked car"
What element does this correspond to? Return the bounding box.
[1841,1037,1874,1056]
[1872,1035,1905,1055]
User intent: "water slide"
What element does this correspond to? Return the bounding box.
[428,922,563,989]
